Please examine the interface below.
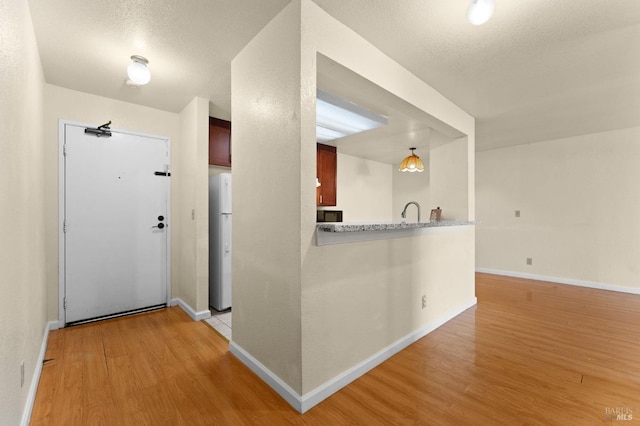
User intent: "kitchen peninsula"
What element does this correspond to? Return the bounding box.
[231,0,475,415]
[317,220,475,245]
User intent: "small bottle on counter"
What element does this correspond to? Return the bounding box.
[430,207,442,222]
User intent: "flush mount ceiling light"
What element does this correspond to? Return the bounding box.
[399,148,424,173]
[316,89,387,143]
[127,55,151,86]
[467,0,495,25]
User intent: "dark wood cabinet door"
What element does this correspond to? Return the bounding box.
[209,117,231,167]
[317,143,337,206]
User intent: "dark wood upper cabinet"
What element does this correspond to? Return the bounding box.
[317,143,337,206]
[209,117,231,167]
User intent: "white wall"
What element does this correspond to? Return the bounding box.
[209,165,231,176]
[327,152,393,223]
[0,0,47,423]
[231,0,304,393]
[178,97,210,312]
[431,136,470,221]
[477,126,640,290]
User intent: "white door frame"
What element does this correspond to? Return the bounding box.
[58,119,172,326]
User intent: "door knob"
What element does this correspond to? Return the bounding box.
[152,223,165,229]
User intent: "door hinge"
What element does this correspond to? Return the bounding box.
[63,145,67,157]
[63,297,67,310]
[63,221,67,233]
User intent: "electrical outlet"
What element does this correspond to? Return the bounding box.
[526,257,533,265]
[20,361,24,388]
[515,210,521,217]
[421,295,426,309]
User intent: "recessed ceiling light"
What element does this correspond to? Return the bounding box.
[316,89,387,142]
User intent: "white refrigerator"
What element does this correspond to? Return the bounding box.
[209,173,232,311]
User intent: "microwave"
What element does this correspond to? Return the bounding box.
[317,210,343,222]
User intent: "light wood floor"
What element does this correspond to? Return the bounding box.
[31,273,640,425]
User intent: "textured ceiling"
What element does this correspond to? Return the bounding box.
[27,0,640,152]
[27,0,291,118]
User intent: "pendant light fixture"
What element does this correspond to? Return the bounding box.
[467,0,495,25]
[399,148,424,173]
[127,55,151,86]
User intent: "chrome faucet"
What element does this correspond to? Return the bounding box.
[401,201,421,223]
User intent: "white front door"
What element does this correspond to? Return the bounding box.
[62,122,170,324]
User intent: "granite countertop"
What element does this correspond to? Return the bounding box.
[317,220,475,233]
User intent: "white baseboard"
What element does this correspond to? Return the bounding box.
[476,268,640,295]
[229,342,304,412]
[229,297,477,414]
[170,298,211,321]
[48,321,61,331]
[20,320,56,426]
